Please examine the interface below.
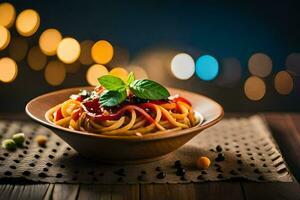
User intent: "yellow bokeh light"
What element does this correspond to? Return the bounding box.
[91,40,113,64]
[65,60,81,73]
[0,25,10,50]
[0,3,16,28]
[244,76,266,101]
[57,37,81,64]
[27,46,47,71]
[16,9,40,37]
[86,64,108,86]
[110,67,128,82]
[79,40,94,65]
[248,53,272,78]
[127,65,148,79]
[274,71,294,95]
[8,37,28,61]
[39,29,62,56]
[44,60,66,86]
[0,57,18,83]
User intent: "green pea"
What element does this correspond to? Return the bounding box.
[12,133,25,146]
[2,139,17,151]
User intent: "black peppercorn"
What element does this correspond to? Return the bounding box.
[216,145,223,152]
[174,160,181,168]
[156,172,166,179]
[176,167,186,176]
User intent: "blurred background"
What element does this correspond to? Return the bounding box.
[0,0,299,113]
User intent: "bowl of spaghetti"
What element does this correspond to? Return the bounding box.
[26,73,223,163]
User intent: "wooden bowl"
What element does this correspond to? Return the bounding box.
[26,87,224,164]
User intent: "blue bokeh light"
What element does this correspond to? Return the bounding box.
[195,55,219,81]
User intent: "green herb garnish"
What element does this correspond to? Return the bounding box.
[97,72,170,106]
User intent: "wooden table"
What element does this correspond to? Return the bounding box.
[0,113,300,200]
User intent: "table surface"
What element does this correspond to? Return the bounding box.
[0,113,300,200]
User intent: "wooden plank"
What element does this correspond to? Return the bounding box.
[264,114,300,181]
[52,184,79,200]
[43,184,79,200]
[194,182,244,200]
[77,184,139,200]
[141,182,244,200]
[0,184,14,199]
[0,184,50,200]
[242,182,300,200]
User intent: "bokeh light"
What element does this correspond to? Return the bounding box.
[110,67,128,82]
[286,53,300,75]
[57,37,81,64]
[248,53,272,78]
[44,60,66,86]
[0,2,16,28]
[79,40,94,65]
[195,55,219,81]
[65,60,81,73]
[0,25,11,50]
[27,46,47,71]
[86,64,108,86]
[91,40,114,64]
[8,37,28,61]
[131,48,178,84]
[0,57,18,83]
[216,58,242,88]
[126,65,148,79]
[244,76,266,101]
[16,9,40,37]
[170,53,195,80]
[39,29,62,56]
[274,71,294,95]
[109,46,129,67]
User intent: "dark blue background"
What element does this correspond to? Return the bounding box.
[1,0,299,112]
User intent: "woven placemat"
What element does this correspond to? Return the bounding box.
[0,115,292,183]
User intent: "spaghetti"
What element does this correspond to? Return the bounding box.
[46,76,201,136]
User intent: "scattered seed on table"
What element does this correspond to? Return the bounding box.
[2,139,17,151]
[35,135,47,147]
[196,156,211,170]
[12,133,25,146]
[174,160,181,168]
[201,170,207,175]
[156,172,166,179]
[217,174,224,179]
[216,145,222,152]
[176,167,186,176]
[137,175,146,181]
[155,166,162,171]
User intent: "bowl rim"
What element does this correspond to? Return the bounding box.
[25,86,224,141]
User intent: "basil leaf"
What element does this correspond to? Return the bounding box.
[129,79,170,100]
[98,75,126,91]
[99,89,127,107]
[127,72,135,85]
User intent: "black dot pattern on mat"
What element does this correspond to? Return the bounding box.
[22,171,31,176]
[38,172,47,178]
[0,119,292,184]
[4,171,12,176]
